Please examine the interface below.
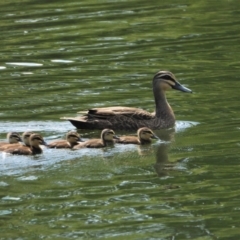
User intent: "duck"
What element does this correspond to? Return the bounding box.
[0,132,22,150]
[47,131,83,148]
[61,70,192,131]
[115,127,158,145]
[73,128,118,149]
[3,133,46,155]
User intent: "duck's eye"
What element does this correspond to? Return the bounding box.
[162,75,174,81]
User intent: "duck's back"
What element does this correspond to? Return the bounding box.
[115,136,140,144]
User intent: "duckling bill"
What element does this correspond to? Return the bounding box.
[62,70,192,131]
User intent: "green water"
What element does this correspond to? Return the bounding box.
[1,0,240,239]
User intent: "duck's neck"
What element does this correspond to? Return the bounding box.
[31,145,42,155]
[153,89,175,121]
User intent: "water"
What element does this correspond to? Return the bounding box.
[1,0,240,239]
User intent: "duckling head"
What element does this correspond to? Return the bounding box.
[22,131,35,146]
[29,134,47,147]
[101,129,119,141]
[153,71,192,93]
[7,132,22,143]
[66,131,83,143]
[138,127,158,141]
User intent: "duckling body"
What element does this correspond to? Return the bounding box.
[0,132,22,150]
[73,129,118,149]
[3,134,46,155]
[62,71,192,131]
[47,131,82,149]
[116,127,158,145]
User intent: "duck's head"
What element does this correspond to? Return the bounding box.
[137,127,158,141]
[22,131,35,146]
[66,131,83,143]
[153,71,192,93]
[29,134,47,147]
[101,129,119,141]
[7,132,22,143]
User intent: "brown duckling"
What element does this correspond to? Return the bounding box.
[0,132,22,150]
[115,127,158,145]
[47,131,82,149]
[3,133,46,155]
[22,131,35,147]
[73,129,118,149]
[62,70,192,131]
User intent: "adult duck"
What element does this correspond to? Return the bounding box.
[62,70,192,131]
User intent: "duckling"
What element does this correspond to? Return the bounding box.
[22,131,35,147]
[73,129,118,149]
[62,70,192,131]
[3,133,46,155]
[0,132,22,150]
[47,131,82,149]
[115,127,158,145]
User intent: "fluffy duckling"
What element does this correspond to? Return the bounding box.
[0,132,22,150]
[115,127,158,145]
[47,131,82,149]
[3,133,46,155]
[73,129,118,149]
[22,131,35,147]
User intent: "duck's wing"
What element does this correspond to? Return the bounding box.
[61,106,154,130]
[86,107,153,120]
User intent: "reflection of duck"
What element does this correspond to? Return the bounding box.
[73,129,118,149]
[62,71,192,131]
[153,128,176,177]
[116,127,158,145]
[47,131,82,149]
[3,134,46,155]
[0,132,22,150]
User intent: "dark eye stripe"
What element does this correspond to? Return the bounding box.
[69,134,78,138]
[161,74,175,81]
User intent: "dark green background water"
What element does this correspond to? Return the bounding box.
[1,0,240,239]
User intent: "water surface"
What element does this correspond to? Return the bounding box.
[1,0,240,239]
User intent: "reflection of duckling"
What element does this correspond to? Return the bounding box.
[63,71,192,130]
[116,127,158,145]
[3,134,46,155]
[73,129,118,149]
[0,132,22,150]
[47,131,82,149]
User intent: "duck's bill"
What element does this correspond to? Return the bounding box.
[113,135,120,140]
[151,134,159,139]
[173,82,192,93]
